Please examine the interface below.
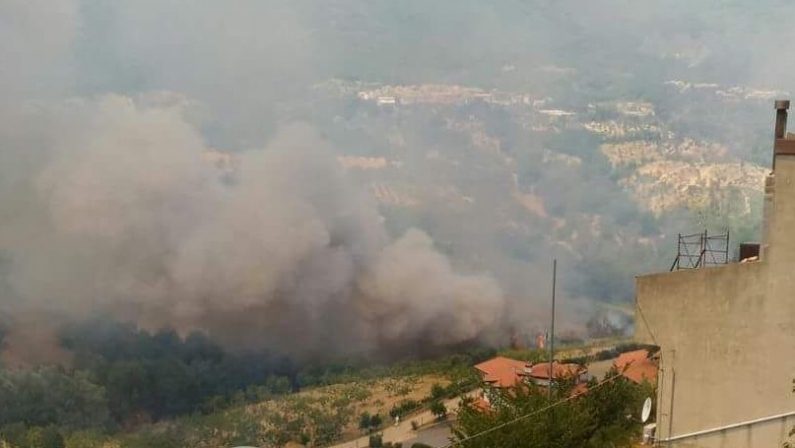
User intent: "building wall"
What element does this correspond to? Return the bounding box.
[635,155,795,447]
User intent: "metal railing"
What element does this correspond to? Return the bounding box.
[657,409,795,444]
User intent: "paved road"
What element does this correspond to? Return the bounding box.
[587,359,615,380]
[328,392,476,448]
[402,421,454,447]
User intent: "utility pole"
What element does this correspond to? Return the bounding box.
[548,258,557,401]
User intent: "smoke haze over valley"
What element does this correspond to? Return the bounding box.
[2,0,795,361]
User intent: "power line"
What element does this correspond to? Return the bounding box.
[440,370,627,448]
[635,301,659,348]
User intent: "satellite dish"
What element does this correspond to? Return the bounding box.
[641,397,653,423]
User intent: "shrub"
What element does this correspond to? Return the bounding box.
[368,433,383,448]
[25,426,65,448]
[359,412,372,430]
[430,383,445,400]
[389,399,420,419]
[369,413,382,428]
[64,430,108,448]
[118,428,183,448]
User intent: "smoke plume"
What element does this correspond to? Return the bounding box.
[0,93,503,357]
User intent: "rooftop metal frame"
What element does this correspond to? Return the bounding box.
[669,229,730,271]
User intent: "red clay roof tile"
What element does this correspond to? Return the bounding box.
[474,356,527,388]
[614,349,658,384]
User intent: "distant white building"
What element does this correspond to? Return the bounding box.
[537,109,575,117]
[376,96,397,106]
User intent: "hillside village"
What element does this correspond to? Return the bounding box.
[330,80,769,218]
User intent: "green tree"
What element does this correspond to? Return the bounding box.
[1,423,29,447]
[453,372,646,448]
[0,368,111,430]
[359,412,372,431]
[430,383,446,400]
[368,433,383,448]
[429,401,447,420]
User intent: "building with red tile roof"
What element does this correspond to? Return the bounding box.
[474,356,590,388]
[526,361,588,386]
[614,349,658,384]
[474,356,528,388]
[472,357,591,412]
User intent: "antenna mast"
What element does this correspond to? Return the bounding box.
[548,258,557,400]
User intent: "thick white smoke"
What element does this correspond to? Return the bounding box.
[0,94,503,356]
[0,0,506,359]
